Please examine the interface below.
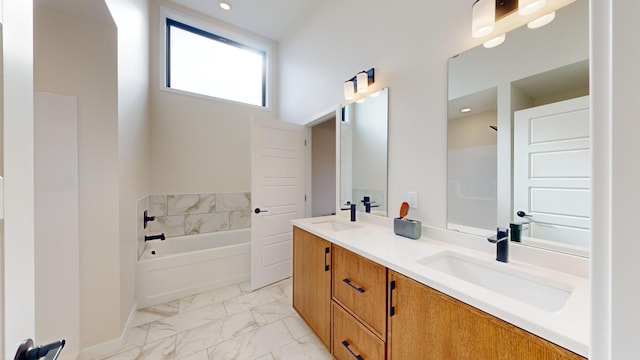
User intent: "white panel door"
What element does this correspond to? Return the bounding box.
[251,119,306,290]
[513,96,590,247]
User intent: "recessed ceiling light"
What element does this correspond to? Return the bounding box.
[219,1,231,10]
[460,108,472,113]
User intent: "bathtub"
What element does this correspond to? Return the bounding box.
[136,228,251,308]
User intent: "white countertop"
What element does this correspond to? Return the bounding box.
[292,215,589,357]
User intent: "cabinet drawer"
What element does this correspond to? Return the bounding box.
[333,302,385,360]
[332,245,387,337]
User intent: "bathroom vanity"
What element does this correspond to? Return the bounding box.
[292,216,588,360]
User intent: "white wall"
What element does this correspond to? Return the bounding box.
[280,0,477,226]
[34,3,121,349]
[34,92,80,359]
[105,0,151,334]
[2,1,35,357]
[149,1,279,195]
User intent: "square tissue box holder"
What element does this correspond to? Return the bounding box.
[394,217,422,240]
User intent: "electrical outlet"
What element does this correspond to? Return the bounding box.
[408,192,418,208]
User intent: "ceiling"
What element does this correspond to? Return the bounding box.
[168,0,321,41]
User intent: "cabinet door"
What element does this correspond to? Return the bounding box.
[293,227,332,348]
[332,245,388,338]
[387,271,585,360]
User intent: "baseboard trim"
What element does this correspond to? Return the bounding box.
[76,302,137,360]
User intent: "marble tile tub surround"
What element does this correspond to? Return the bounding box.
[95,278,332,360]
[137,192,251,256]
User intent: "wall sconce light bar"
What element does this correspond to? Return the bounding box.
[343,68,375,100]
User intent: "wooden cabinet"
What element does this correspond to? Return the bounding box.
[292,228,586,360]
[292,227,332,348]
[332,302,385,360]
[332,245,388,338]
[387,271,586,360]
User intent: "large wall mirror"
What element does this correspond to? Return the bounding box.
[447,0,589,257]
[339,87,389,216]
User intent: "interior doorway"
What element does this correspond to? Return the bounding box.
[310,117,337,217]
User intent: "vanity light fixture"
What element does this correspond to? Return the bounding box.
[483,34,506,48]
[356,71,369,93]
[344,81,355,100]
[219,1,231,10]
[518,0,546,16]
[343,68,375,100]
[528,11,555,28]
[472,0,495,38]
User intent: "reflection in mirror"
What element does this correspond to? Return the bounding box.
[447,88,497,236]
[340,88,388,216]
[447,0,590,257]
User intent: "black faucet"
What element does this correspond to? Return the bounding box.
[143,210,155,229]
[487,228,509,263]
[145,233,165,242]
[361,196,379,213]
[340,202,357,221]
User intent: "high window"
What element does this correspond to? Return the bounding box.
[166,18,267,107]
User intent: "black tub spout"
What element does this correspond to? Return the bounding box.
[145,233,165,242]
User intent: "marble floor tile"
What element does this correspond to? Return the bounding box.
[254,354,274,360]
[175,311,258,359]
[147,303,227,343]
[100,336,176,360]
[270,334,333,360]
[132,300,180,327]
[207,321,295,360]
[224,281,290,316]
[179,350,209,360]
[281,315,313,340]
[251,301,296,327]
[121,324,149,350]
[91,278,331,360]
[179,284,242,313]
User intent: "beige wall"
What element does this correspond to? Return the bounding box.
[311,119,336,217]
[34,3,121,349]
[105,0,151,334]
[149,1,279,195]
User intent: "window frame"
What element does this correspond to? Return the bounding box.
[160,8,271,109]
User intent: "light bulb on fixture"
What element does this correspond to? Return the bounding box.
[483,34,506,48]
[344,81,355,100]
[471,0,495,38]
[219,1,231,10]
[356,98,366,104]
[460,108,472,113]
[356,72,369,93]
[519,0,546,16]
[528,11,555,29]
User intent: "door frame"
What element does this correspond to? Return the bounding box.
[303,106,341,217]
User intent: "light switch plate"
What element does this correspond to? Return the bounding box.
[408,191,418,208]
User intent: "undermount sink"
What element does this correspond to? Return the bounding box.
[311,220,359,232]
[417,251,572,312]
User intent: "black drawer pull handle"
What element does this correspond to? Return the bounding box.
[324,247,330,271]
[342,340,364,360]
[389,280,396,317]
[343,278,365,293]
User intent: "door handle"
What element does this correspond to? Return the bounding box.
[516,210,532,218]
[254,208,268,214]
